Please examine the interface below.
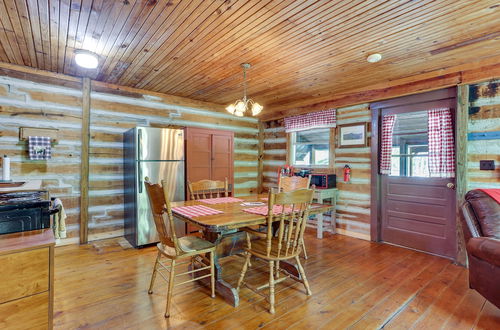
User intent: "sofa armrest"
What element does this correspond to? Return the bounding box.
[467,237,500,267]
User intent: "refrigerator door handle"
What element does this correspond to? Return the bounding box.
[138,129,143,193]
[138,162,143,193]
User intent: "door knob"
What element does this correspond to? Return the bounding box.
[446,183,455,189]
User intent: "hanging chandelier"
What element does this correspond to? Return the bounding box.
[226,63,263,117]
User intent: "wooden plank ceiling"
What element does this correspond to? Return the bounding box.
[0,0,498,118]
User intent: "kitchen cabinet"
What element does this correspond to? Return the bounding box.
[0,229,54,329]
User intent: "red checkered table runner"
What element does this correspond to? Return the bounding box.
[198,197,244,205]
[172,205,223,218]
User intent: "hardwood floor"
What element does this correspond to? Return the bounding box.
[53,232,499,329]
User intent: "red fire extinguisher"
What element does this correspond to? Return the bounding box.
[343,165,351,183]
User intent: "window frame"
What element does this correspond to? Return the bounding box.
[287,127,334,169]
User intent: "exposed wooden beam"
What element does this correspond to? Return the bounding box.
[430,31,500,55]
[80,77,91,244]
[257,120,264,194]
[455,84,469,266]
[261,62,500,121]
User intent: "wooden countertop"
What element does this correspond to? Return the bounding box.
[0,229,55,255]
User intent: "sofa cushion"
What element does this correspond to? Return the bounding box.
[465,190,500,239]
[467,237,500,267]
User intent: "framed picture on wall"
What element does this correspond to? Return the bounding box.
[338,123,367,148]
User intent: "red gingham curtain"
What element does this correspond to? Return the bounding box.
[284,109,336,133]
[428,108,455,178]
[380,114,396,175]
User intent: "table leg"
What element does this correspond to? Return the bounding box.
[189,230,246,307]
[317,195,324,239]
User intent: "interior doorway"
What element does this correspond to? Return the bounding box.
[370,88,457,259]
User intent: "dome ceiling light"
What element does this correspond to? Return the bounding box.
[75,50,99,69]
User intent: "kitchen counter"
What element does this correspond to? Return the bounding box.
[0,229,54,329]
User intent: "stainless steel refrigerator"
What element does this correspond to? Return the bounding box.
[124,127,185,248]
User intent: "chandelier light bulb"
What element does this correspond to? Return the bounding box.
[226,104,236,114]
[251,102,263,116]
[225,63,263,117]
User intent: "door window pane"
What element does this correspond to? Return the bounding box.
[389,111,430,177]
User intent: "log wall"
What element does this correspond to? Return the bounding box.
[0,76,83,242]
[467,79,500,190]
[262,104,371,240]
[0,74,258,243]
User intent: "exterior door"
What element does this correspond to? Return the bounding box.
[374,89,457,259]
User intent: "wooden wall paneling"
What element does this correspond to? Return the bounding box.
[455,85,469,266]
[80,77,90,244]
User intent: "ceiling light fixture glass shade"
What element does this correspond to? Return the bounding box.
[75,50,99,69]
[226,63,263,116]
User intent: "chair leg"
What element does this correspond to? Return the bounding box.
[236,253,251,291]
[269,260,275,314]
[295,255,312,296]
[148,251,161,294]
[165,259,176,318]
[210,251,216,298]
[301,237,308,259]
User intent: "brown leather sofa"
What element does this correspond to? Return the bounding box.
[461,190,500,308]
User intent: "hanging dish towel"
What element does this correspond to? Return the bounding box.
[28,136,52,160]
[52,198,67,239]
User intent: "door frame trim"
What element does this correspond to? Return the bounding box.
[369,88,461,261]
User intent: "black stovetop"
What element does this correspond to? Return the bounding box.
[0,191,50,207]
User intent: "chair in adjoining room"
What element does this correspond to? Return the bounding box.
[278,174,312,258]
[144,179,216,318]
[188,178,229,200]
[237,188,314,314]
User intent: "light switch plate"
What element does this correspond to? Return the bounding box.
[479,160,495,170]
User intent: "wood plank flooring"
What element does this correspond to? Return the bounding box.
[53,232,499,329]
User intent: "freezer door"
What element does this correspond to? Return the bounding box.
[136,160,185,246]
[138,127,184,161]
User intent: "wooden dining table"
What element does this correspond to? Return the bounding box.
[170,194,333,307]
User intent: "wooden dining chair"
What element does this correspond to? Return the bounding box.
[237,188,314,314]
[277,174,311,259]
[144,178,216,318]
[188,178,229,200]
[278,174,311,192]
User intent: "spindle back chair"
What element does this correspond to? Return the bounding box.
[188,178,229,200]
[237,188,314,314]
[144,178,216,318]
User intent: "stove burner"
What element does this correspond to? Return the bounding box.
[0,191,46,205]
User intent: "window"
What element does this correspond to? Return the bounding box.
[291,128,330,167]
[389,110,430,177]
